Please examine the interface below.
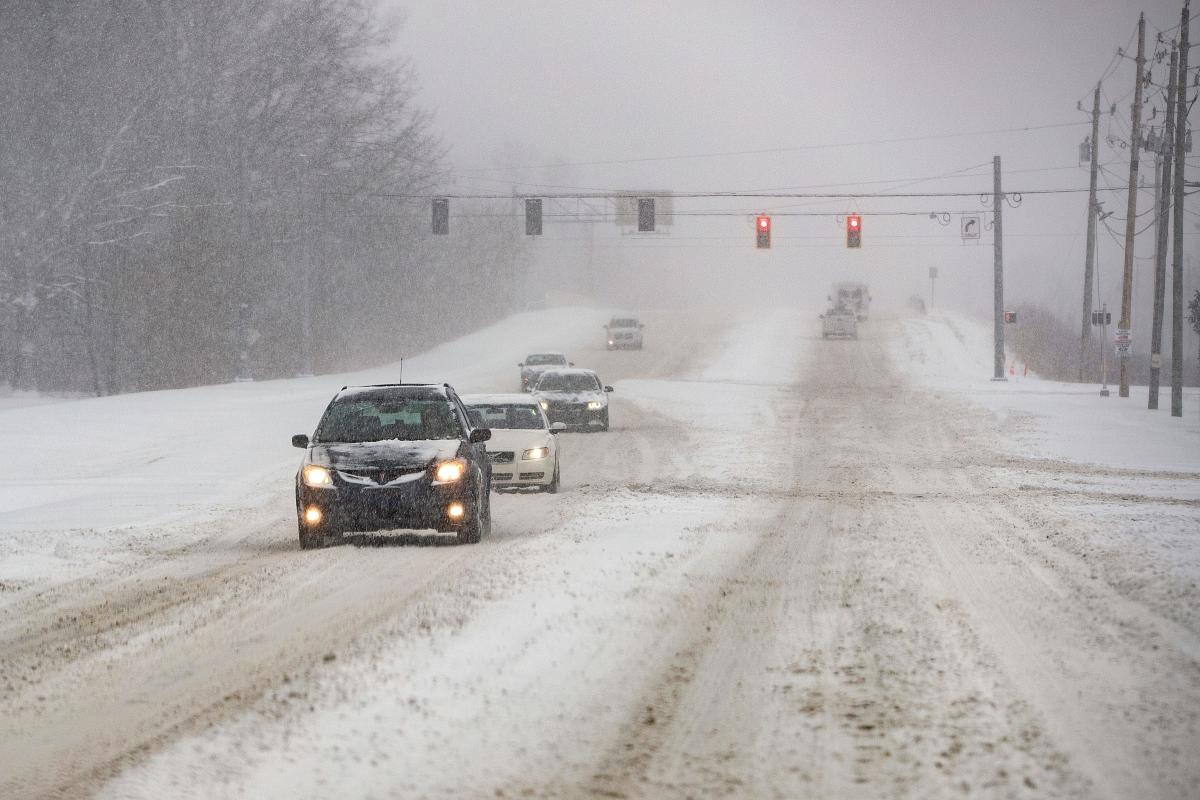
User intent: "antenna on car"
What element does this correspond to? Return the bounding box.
[399,357,404,383]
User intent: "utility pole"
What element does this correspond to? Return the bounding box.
[1171,1,1190,417]
[1080,84,1102,382]
[1150,47,1178,410]
[1118,12,1146,398]
[992,155,1006,381]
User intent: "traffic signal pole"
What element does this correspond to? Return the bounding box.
[1118,13,1145,398]
[992,155,1006,381]
[1079,84,1101,383]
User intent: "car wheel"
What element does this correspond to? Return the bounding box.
[545,459,560,493]
[599,411,610,432]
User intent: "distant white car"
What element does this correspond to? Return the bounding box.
[463,393,564,492]
[518,352,572,392]
[821,308,858,339]
[605,317,644,350]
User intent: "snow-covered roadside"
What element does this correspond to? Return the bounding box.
[0,307,611,594]
[891,311,1200,476]
[890,308,1200,637]
[96,308,815,799]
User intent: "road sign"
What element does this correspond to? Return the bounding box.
[1113,328,1131,357]
[961,215,981,240]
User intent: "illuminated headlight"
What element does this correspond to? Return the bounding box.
[303,506,323,524]
[539,400,549,410]
[608,340,615,346]
[435,460,466,482]
[587,400,604,410]
[302,465,334,487]
[522,446,550,461]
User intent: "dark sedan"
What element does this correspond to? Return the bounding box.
[291,383,491,548]
[532,368,613,431]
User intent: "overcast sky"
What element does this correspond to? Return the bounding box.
[391,1,1190,320]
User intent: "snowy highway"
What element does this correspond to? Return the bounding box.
[2,307,1199,799]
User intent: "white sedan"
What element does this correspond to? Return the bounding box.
[462,393,564,492]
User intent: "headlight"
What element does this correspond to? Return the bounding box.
[302,465,333,487]
[587,400,604,410]
[434,460,465,482]
[539,400,549,410]
[522,446,550,460]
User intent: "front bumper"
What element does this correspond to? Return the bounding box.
[542,403,606,427]
[298,478,471,534]
[490,455,551,487]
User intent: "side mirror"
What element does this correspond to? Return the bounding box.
[549,422,567,434]
[568,362,574,367]
[517,363,524,367]
[469,428,491,443]
[291,434,310,449]
[604,385,614,393]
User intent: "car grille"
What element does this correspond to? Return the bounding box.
[492,472,513,481]
[338,466,426,486]
[521,472,544,480]
[489,451,515,464]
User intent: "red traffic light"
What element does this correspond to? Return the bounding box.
[846,214,862,248]
[756,215,771,249]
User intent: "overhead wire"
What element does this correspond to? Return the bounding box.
[451,121,1089,175]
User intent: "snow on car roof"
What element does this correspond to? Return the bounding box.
[461,393,540,406]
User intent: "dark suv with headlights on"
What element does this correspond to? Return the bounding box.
[291,383,492,549]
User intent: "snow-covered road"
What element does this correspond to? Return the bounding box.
[3,307,1198,799]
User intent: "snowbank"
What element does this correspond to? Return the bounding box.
[890,311,1200,474]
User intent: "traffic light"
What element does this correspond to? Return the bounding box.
[525,198,543,236]
[1003,311,1017,324]
[432,198,449,235]
[637,198,655,232]
[756,215,771,249]
[846,214,862,248]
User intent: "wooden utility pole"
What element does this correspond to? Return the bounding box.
[1172,1,1190,417]
[1118,12,1146,398]
[1080,84,1102,382]
[1150,47,1177,410]
[992,155,1006,381]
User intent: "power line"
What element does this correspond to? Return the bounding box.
[361,186,1129,200]
[451,121,1089,175]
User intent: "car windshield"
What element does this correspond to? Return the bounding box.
[466,404,546,430]
[609,318,638,328]
[536,373,599,392]
[316,398,462,443]
[524,354,566,366]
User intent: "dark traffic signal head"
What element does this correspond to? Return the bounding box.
[846,214,861,248]
[525,198,543,236]
[432,198,449,235]
[756,215,771,249]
